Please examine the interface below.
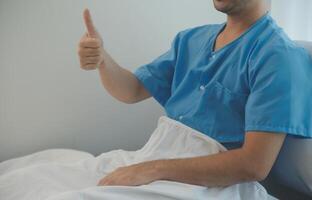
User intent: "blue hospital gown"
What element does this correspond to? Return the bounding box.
[133,13,312,146]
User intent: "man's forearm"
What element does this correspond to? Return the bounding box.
[79,10,147,104]
[97,49,146,104]
[153,148,261,187]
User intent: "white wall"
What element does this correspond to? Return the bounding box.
[271,0,312,41]
[0,0,225,161]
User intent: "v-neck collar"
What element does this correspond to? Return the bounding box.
[211,12,271,54]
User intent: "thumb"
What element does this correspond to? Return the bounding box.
[83,9,97,38]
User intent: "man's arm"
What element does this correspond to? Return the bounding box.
[155,132,286,187]
[97,131,286,187]
[97,50,151,104]
[78,9,151,104]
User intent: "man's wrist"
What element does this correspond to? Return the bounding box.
[98,60,105,70]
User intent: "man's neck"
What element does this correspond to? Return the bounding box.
[213,2,269,52]
[224,3,268,36]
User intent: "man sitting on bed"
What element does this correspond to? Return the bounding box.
[78,0,312,187]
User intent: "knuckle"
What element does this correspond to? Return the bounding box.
[95,40,101,47]
[79,41,85,47]
[80,62,86,68]
[91,49,98,55]
[86,49,93,54]
[90,38,101,47]
[88,58,95,63]
[78,49,83,56]
[95,48,101,54]
[92,57,99,62]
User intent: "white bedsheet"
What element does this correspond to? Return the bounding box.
[0,116,277,200]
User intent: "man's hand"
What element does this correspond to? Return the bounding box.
[78,9,105,70]
[97,161,160,186]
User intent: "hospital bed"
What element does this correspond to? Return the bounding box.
[259,41,312,199]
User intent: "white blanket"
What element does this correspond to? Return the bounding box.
[0,116,276,200]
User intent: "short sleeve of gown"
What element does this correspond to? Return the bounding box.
[133,33,180,107]
[245,45,312,138]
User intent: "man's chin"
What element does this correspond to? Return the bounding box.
[213,1,234,14]
[214,6,234,14]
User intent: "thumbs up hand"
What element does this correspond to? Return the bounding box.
[78,9,104,70]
